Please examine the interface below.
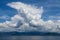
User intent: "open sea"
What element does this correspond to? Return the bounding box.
[0,36,60,40]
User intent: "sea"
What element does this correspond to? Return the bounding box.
[0,36,60,40]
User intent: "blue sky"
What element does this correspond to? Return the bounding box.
[0,0,60,32]
[0,0,60,22]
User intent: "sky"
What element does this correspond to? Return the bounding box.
[0,0,60,33]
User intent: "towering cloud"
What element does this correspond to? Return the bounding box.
[0,2,60,33]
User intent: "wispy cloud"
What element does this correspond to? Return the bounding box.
[0,15,10,20]
[48,16,60,20]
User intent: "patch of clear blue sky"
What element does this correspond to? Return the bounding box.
[0,0,60,22]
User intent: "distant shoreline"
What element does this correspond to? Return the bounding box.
[0,32,60,36]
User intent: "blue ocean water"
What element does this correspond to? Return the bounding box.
[0,36,60,40]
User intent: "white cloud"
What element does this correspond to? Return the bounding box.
[0,2,60,33]
[6,2,43,32]
[7,2,43,19]
[16,23,37,32]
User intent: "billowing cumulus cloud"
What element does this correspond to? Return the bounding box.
[0,2,60,33]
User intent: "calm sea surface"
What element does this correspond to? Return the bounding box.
[0,36,60,40]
